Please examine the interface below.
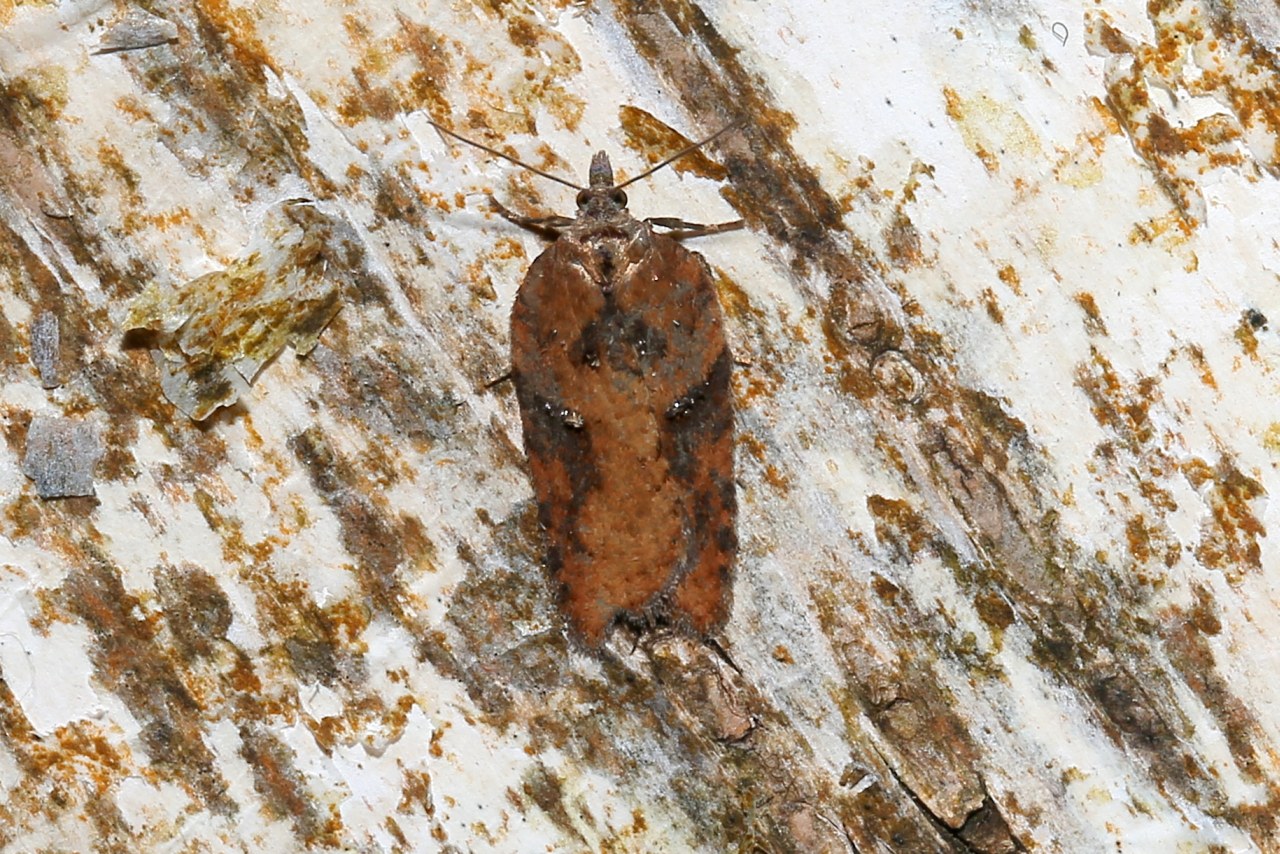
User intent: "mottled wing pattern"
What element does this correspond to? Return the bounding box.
[511,233,736,646]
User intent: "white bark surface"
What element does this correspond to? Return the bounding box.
[1,0,1278,851]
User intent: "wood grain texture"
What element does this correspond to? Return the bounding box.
[3,0,1280,850]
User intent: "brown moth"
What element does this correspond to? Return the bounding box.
[430,120,741,647]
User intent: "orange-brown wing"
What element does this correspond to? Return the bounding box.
[510,233,735,646]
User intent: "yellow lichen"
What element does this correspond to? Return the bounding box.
[125,201,348,420]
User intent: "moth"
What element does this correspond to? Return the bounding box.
[430,119,741,647]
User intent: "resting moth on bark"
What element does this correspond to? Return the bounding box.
[430,120,742,648]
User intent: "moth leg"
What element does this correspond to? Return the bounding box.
[483,368,512,390]
[646,217,744,240]
[489,196,574,239]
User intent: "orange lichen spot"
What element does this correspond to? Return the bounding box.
[1073,292,1107,336]
[618,106,730,182]
[870,572,900,603]
[739,434,767,462]
[1089,97,1124,135]
[398,514,440,575]
[763,464,791,490]
[1185,584,1223,636]
[398,769,436,815]
[974,590,1016,632]
[241,727,341,846]
[996,263,1022,295]
[340,70,401,124]
[1125,516,1154,564]
[980,288,1004,324]
[900,160,935,203]
[113,95,152,123]
[1097,22,1135,55]
[884,210,923,270]
[1183,345,1218,390]
[866,495,933,557]
[1193,458,1266,580]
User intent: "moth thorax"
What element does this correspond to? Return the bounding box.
[593,236,630,287]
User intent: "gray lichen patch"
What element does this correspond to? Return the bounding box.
[22,415,104,499]
[31,310,61,388]
[125,201,351,420]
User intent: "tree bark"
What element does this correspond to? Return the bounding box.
[0,1,1277,851]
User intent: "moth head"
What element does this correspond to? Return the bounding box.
[576,151,628,214]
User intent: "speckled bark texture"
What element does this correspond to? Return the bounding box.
[1,0,1278,851]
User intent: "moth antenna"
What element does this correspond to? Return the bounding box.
[615,121,742,190]
[426,119,585,191]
